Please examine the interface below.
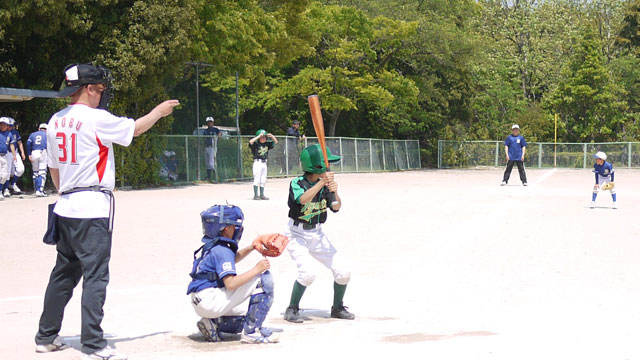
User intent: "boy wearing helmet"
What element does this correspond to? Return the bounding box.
[187,204,280,344]
[26,123,49,196]
[283,144,354,323]
[591,151,616,209]
[248,129,278,200]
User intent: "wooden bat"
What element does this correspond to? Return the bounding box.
[308,94,338,206]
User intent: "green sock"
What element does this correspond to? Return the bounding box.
[253,185,258,197]
[289,281,307,307]
[333,282,347,308]
[260,186,265,196]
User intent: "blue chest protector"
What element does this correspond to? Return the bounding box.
[188,236,238,293]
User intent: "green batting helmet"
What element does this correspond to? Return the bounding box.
[300,144,341,174]
[256,129,267,136]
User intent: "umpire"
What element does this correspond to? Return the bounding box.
[34,64,179,360]
[501,124,528,186]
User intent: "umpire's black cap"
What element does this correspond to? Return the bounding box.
[60,64,111,97]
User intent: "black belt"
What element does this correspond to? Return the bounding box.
[0,153,5,156]
[61,186,115,232]
[293,220,318,230]
[254,159,267,163]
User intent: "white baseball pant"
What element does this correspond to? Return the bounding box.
[285,219,351,287]
[596,175,615,194]
[205,146,216,170]
[253,160,267,187]
[13,156,24,177]
[30,150,48,191]
[190,275,261,318]
[0,153,10,184]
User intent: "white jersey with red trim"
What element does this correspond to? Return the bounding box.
[47,104,135,219]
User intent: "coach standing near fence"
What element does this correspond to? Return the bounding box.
[501,124,528,186]
[34,63,179,360]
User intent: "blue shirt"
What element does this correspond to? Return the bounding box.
[187,240,237,294]
[0,131,15,154]
[594,161,614,183]
[203,127,220,147]
[504,134,527,160]
[26,130,47,155]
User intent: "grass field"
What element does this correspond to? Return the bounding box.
[1,168,639,359]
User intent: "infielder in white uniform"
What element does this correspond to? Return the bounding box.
[26,123,49,196]
[34,63,179,360]
[248,129,277,200]
[283,144,354,323]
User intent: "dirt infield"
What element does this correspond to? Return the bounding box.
[2,168,640,359]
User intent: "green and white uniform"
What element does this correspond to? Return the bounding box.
[284,175,350,287]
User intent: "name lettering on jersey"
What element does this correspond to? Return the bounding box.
[55,117,83,131]
[299,199,328,221]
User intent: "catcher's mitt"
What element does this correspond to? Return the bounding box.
[601,182,615,191]
[252,233,289,257]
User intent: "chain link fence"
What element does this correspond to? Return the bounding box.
[438,140,640,169]
[153,135,421,183]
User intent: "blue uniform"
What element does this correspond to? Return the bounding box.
[10,129,21,153]
[593,161,614,183]
[187,238,237,294]
[0,131,11,154]
[203,127,220,147]
[26,130,48,155]
[504,134,527,160]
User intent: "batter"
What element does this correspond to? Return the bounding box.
[283,144,355,323]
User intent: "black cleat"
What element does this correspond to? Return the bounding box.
[260,195,269,200]
[331,303,355,320]
[253,195,260,200]
[284,305,304,323]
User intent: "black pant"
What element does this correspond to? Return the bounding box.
[35,216,111,354]
[503,160,527,183]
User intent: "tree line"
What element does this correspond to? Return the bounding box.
[2,0,640,180]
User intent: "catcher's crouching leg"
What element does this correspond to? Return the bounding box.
[244,271,274,334]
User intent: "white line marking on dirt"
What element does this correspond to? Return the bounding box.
[533,168,557,186]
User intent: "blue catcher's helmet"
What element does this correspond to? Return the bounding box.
[200,204,244,242]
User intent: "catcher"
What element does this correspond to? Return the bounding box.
[187,204,288,344]
[591,151,616,209]
[283,144,355,323]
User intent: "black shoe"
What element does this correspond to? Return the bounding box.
[253,195,260,200]
[260,195,269,200]
[330,303,355,320]
[284,306,304,323]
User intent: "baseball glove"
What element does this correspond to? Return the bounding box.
[252,233,289,257]
[601,182,615,191]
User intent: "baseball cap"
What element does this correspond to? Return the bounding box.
[293,120,300,125]
[512,124,520,129]
[39,123,48,130]
[7,117,15,126]
[59,64,111,97]
[256,129,267,136]
[0,117,11,125]
[206,116,214,123]
[593,151,607,161]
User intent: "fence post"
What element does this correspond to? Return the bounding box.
[438,140,442,169]
[185,136,190,182]
[339,137,344,172]
[369,139,373,171]
[583,143,587,169]
[285,137,289,176]
[494,141,499,167]
[382,141,386,170]
[405,140,410,169]
[355,139,359,172]
[538,143,542,168]
[629,142,632,168]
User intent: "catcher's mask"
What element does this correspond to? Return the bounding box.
[200,204,244,242]
[60,63,114,110]
[300,144,341,174]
